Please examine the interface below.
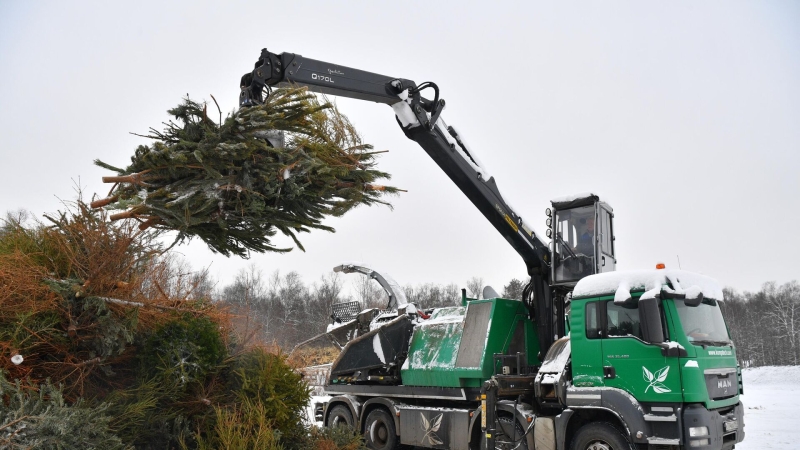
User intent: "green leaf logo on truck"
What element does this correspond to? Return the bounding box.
[421,413,443,446]
[643,366,671,394]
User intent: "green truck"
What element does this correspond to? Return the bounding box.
[240,48,745,449]
[319,261,743,450]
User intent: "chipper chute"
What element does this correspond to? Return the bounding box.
[290,262,410,365]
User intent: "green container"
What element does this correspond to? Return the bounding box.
[400,299,540,387]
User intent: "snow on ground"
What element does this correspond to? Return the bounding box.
[304,394,331,427]
[738,366,800,450]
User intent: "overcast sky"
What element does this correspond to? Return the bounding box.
[1,1,797,296]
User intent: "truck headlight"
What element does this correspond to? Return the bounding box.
[689,426,709,437]
[690,438,710,447]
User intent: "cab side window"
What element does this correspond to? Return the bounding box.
[585,302,600,339]
[605,301,642,339]
[600,210,614,254]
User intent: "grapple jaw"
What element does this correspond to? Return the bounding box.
[239,48,285,107]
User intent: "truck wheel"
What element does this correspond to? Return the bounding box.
[569,422,633,450]
[364,408,398,450]
[493,416,528,450]
[327,404,354,428]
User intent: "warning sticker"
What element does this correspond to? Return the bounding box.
[504,215,519,233]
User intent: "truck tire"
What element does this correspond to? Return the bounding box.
[327,404,354,429]
[364,408,398,450]
[569,422,633,450]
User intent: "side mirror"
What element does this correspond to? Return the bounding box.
[614,296,636,309]
[638,297,665,345]
[662,285,705,307]
[684,292,703,307]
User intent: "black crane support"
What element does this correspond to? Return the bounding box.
[240,48,559,356]
[240,49,408,106]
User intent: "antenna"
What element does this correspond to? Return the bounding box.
[676,255,682,269]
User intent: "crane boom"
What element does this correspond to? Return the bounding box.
[240,48,558,353]
[240,49,549,269]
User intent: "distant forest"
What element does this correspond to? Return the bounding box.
[722,282,800,367]
[212,265,797,368]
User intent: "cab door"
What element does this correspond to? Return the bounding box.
[570,300,605,388]
[600,300,682,403]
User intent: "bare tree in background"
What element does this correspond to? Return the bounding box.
[187,267,216,301]
[442,283,460,307]
[466,276,484,300]
[222,264,270,345]
[224,264,267,306]
[763,281,800,365]
[355,274,387,309]
[314,272,345,312]
[154,255,219,302]
[720,288,759,366]
[404,282,461,309]
[308,272,347,330]
[276,271,307,333]
[721,280,800,367]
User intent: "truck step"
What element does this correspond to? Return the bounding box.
[643,414,677,422]
[647,437,680,445]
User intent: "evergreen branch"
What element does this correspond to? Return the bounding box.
[93,86,400,256]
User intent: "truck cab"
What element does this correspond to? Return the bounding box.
[548,193,617,286]
[561,268,745,449]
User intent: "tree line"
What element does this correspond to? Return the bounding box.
[721,281,800,367]
[216,267,519,350]
[215,265,798,368]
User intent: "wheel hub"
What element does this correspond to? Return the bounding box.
[586,441,612,450]
[369,421,389,446]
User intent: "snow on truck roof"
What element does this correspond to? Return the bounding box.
[572,269,724,301]
[550,192,598,209]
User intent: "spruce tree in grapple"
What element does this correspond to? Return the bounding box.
[94,86,400,257]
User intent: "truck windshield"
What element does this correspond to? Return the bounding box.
[674,299,731,346]
[553,205,595,283]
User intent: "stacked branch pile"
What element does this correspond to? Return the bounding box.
[0,88,388,448]
[93,87,400,257]
[0,205,366,449]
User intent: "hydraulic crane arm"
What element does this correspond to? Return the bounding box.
[240,49,558,353]
[240,49,550,272]
[240,49,409,106]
